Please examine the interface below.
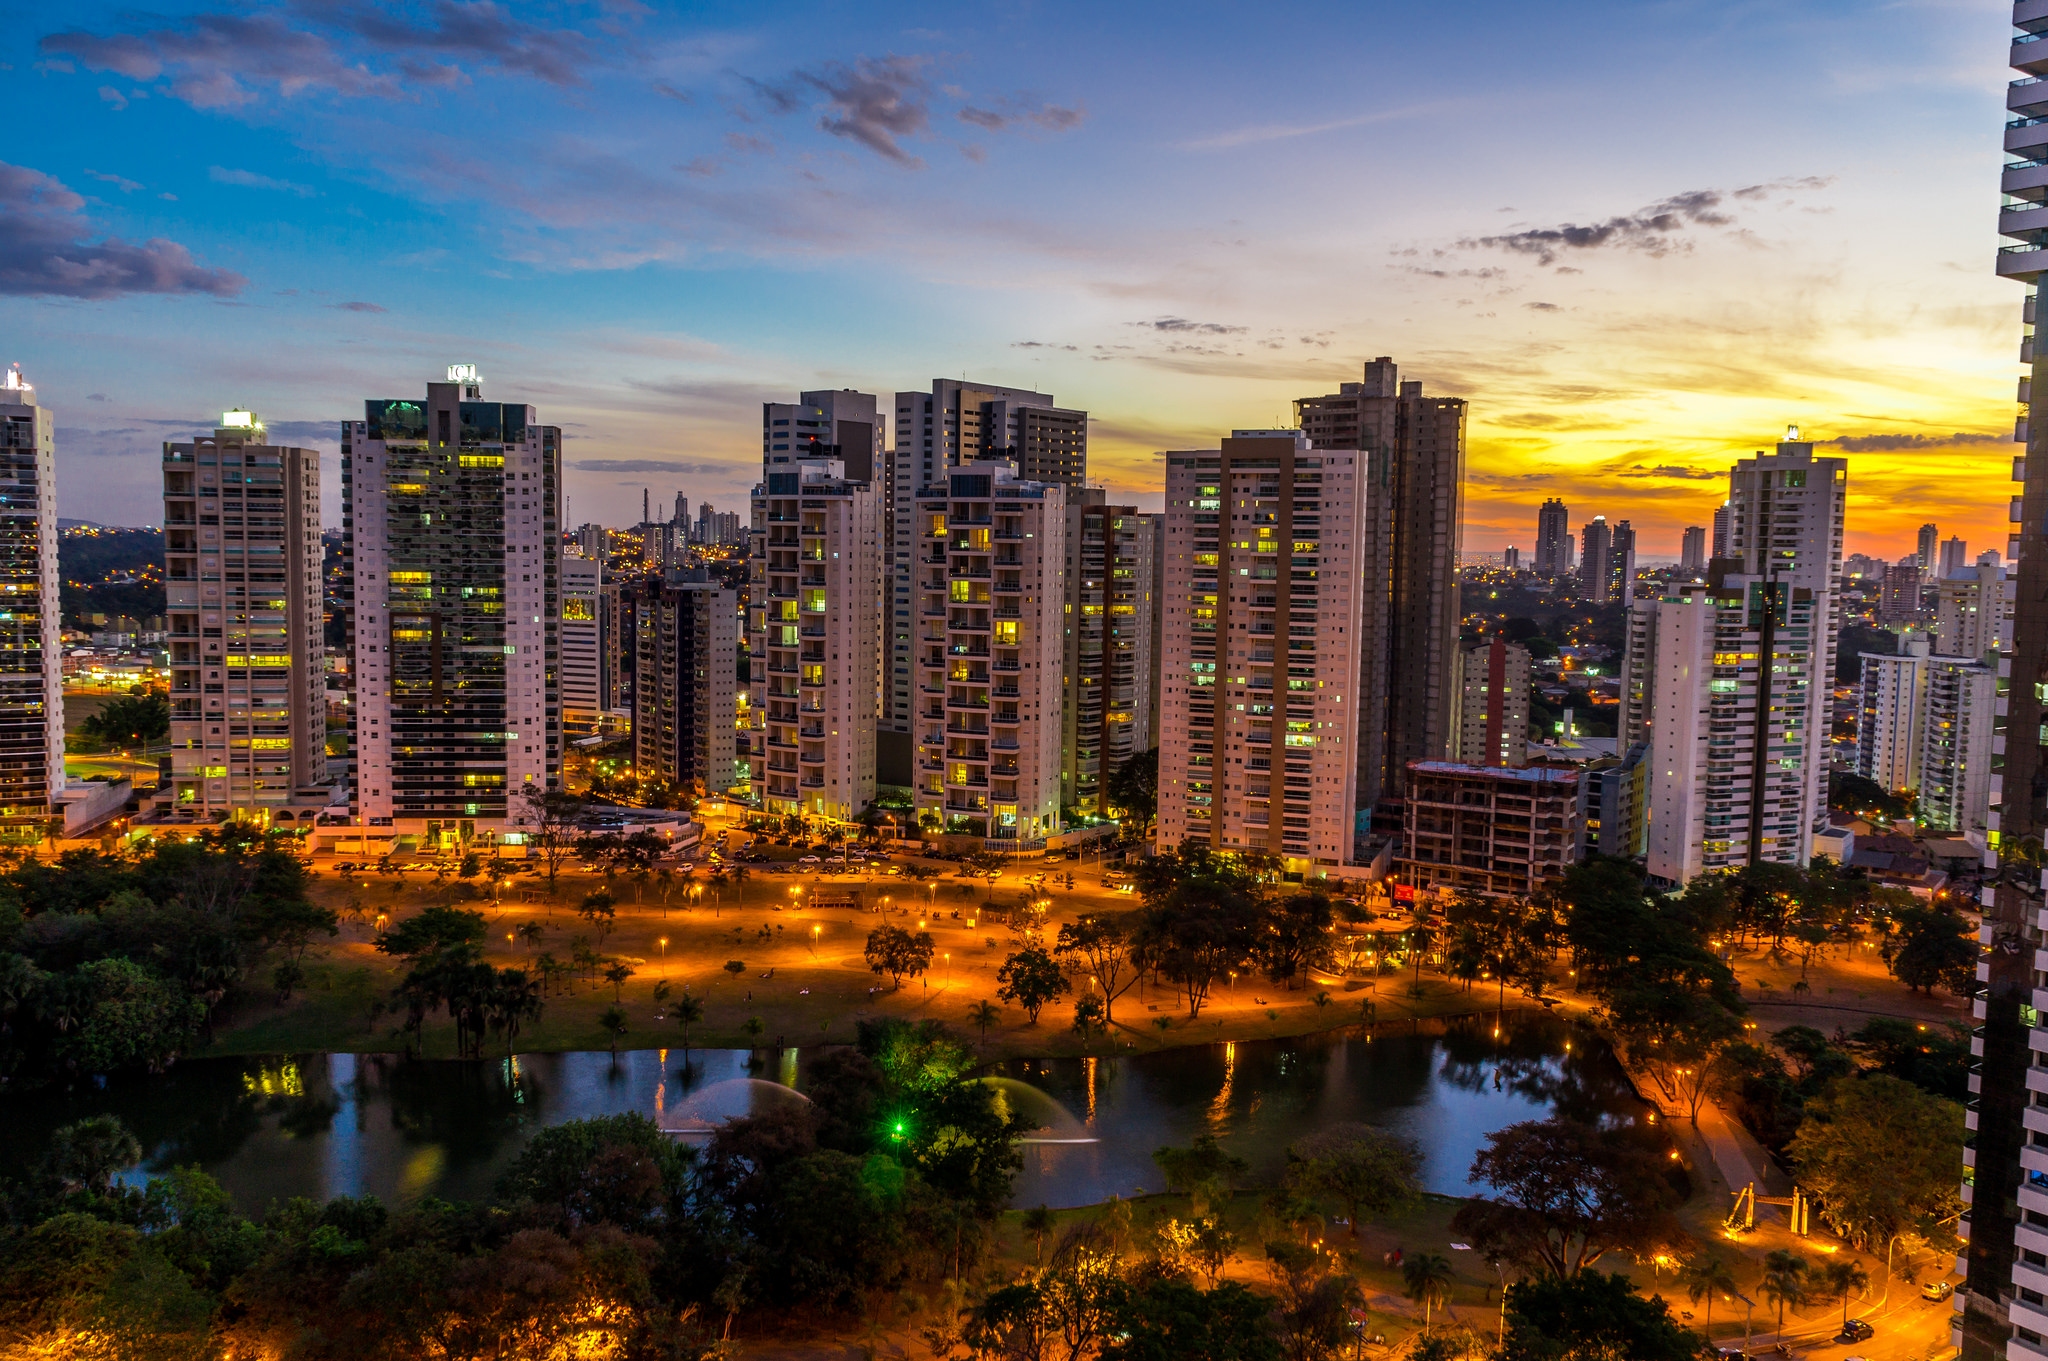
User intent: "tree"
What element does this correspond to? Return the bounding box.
[1104,748,1159,837]
[1152,1135,1249,1218]
[996,946,1071,1023]
[1260,891,1334,991]
[41,1115,142,1196]
[1129,844,1271,1018]
[79,690,169,746]
[864,924,935,990]
[598,1004,628,1056]
[672,993,704,1052]
[1265,1242,1362,1361]
[1098,1279,1281,1361]
[578,888,616,944]
[1022,1203,1057,1266]
[1402,1252,1454,1331]
[1285,1123,1423,1237]
[961,851,1007,906]
[1815,1255,1869,1331]
[374,904,488,960]
[602,961,635,1001]
[967,999,1001,1047]
[1677,1255,1735,1337]
[1497,1270,1707,1361]
[1787,1073,1964,1257]
[1055,912,1139,1026]
[519,784,586,891]
[1887,902,1977,996]
[1450,1118,1682,1277]
[1760,1249,1808,1335]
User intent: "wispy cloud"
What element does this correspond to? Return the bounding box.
[210,165,316,196]
[329,300,386,313]
[1182,101,1448,151]
[1826,431,2005,451]
[0,161,242,298]
[573,457,737,474]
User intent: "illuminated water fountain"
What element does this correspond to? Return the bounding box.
[981,1076,1098,1145]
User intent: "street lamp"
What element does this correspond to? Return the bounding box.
[811,924,820,955]
[658,936,668,973]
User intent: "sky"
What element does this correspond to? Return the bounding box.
[2,0,2027,561]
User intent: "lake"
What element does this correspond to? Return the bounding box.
[6,1010,1651,1212]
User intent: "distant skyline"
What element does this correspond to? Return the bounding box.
[7,0,2022,557]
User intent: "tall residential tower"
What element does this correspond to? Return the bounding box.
[0,368,63,836]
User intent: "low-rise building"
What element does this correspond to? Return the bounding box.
[1396,760,1583,898]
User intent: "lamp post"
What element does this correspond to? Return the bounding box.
[659,936,668,974]
[811,924,820,956]
[1736,1292,1754,1359]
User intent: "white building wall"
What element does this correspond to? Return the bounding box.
[1857,645,1930,793]
[1919,656,1996,834]
[1646,591,1714,885]
[560,553,602,725]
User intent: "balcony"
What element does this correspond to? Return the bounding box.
[2019,31,2048,78]
[800,748,823,764]
[947,719,990,735]
[799,724,825,738]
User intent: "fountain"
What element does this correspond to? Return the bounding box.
[660,1077,812,1139]
[980,1076,1099,1144]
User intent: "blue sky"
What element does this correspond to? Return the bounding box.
[6,0,2024,556]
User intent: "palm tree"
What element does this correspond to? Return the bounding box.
[1402,1252,1454,1332]
[728,864,749,914]
[1761,1249,1809,1337]
[599,1004,628,1057]
[603,961,636,1001]
[674,993,704,1052]
[517,921,545,953]
[1022,1204,1056,1266]
[968,1000,1001,1048]
[1815,1256,1869,1332]
[1679,1256,1737,1338]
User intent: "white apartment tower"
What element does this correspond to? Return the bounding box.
[0,368,63,834]
[911,463,1066,844]
[747,460,880,823]
[1451,635,1531,768]
[1920,655,1996,835]
[343,367,560,836]
[886,380,1087,741]
[1936,563,2012,661]
[559,552,603,732]
[1158,432,1367,872]
[163,413,327,822]
[1857,639,1930,794]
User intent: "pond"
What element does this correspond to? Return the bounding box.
[5,1011,1652,1212]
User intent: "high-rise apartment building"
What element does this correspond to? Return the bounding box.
[911,463,1066,844]
[343,366,560,836]
[0,368,63,837]
[1919,654,1996,835]
[635,577,739,797]
[886,380,1089,747]
[1296,358,1465,819]
[1581,516,1613,604]
[1450,635,1530,768]
[1961,9,2048,1341]
[746,460,880,823]
[763,390,883,482]
[163,412,326,823]
[1857,639,1929,794]
[1680,526,1708,576]
[1711,502,1731,560]
[1534,498,1571,576]
[1061,491,1158,818]
[1583,743,1649,860]
[560,553,604,733]
[1936,564,2012,661]
[1942,534,1970,579]
[1158,432,1367,869]
[1879,562,1926,625]
[1918,521,1941,576]
[1642,434,1844,884]
[1608,519,1638,601]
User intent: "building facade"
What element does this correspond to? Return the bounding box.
[911,463,1066,844]
[1296,357,1465,820]
[1583,743,1649,860]
[1857,639,1930,794]
[1919,654,1996,835]
[1534,497,1571,576]
[1581,516,1613,604]
[0,368,63,838]
[1680,525,1708,576]
[343,367,560,836]
[1061,491,1158,819]
[1450,635,1531,768]
[1158,432,1367,871]
[1936,563,2011,661]
[635,578,739,797]
[763,389,883,483]
[163,413,326,822]
[747,460,880,823]
[560,552,605,732]
[1608,519,1638,601]
[1397,761,1583,898]
[1879,562,1926,626]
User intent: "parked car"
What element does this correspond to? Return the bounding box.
[1835,1319,1874,1343]
[799,855,821,865]
[1922,1280,1955,1302]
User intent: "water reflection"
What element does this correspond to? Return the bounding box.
[0,1011,1646,1213]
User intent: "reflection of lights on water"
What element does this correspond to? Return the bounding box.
[401,1146,445,1199]
[243,1060,304,1098]
[1207,1041,1236,1129]
[1084,1055,1097,1124]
